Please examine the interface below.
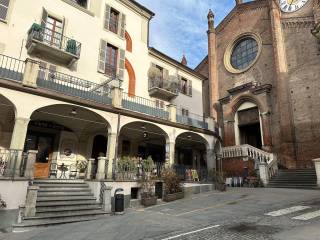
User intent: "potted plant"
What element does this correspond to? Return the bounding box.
[139,174,157,207]
[76,160,88,179]
[0,195,6,209]
[27,23,43,41]
[214,171,226,191]
[162,169,184,202]
[66,39,77,55]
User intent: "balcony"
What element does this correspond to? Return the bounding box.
[26,24,81,66]
[148,77,179,101]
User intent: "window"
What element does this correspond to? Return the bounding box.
[179,77,192,96]
[104,5,126,38]
[230,37,258,70]
[105,43,118,77]
[109,8,119,34]
[155,99,164,109]
[181,108,189,117]
[71,0,88,9]
[43,15,63,48]
[0,0,10,21]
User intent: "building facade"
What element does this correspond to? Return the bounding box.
[0,0,218,215]
[197,0,320,174]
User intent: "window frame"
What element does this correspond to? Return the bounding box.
[105,43,118,78]
[224,32,262,74]
[0,0,10,23]
[109,8,119,34]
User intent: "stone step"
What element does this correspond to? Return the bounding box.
[36,199,98,207]
[37,196,96,202]
[36,204,102,213]
[38,187,91,192]
[30,209,106,219]
[12,214,108,232]
[36,184,88,188]
[33,179,85,184]
[269,179,317,183]
[37,191,93,197]
[267,185,318,189]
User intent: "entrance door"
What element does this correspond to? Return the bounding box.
[239,123,262,149]
[25,133,54,179]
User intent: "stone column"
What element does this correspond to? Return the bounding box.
[102,186,113,213]
[24,150,38,179]
[260,112,272,152]
[167,104,177,122]
[165,141,175,168]
[206,117,216,131]
[106,133,117,178]
[313,158,320,187]
[96,157,107,180]
[258,163,269,186]
[223,120,236,146]
[24,186,39,217]
[10,117,30,176]
[22,58,39,88]
[111,86,123,108]
[207,9,219,119]
[86,158,95,180]
[206,148,216,172]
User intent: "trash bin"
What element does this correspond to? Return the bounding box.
[114,188,124,214]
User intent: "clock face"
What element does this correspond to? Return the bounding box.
[279,0,309,13]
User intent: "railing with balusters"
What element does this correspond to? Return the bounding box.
[0,149,27,178]
[0,54,25,82]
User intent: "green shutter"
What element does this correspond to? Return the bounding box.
[118,48,125,80]
[119,13,126,38]
[41,8,48,28]
[104,4,111,30]
[98,39,107,73]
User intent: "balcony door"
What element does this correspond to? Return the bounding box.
[105,44,118,78]
[44,16,63,49]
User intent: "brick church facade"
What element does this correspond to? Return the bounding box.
[196,0,320,170]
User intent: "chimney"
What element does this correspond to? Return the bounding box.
[235,0,243,5]
[181,54,187,66]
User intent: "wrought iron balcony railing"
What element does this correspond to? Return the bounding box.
[176,108,208,130]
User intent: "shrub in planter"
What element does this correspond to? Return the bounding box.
[162,169,184,202]
[66,39,77,55]
[139,174,157,207]
[76,160,87,179]
[28,23,43,41]
[0,195,6,209]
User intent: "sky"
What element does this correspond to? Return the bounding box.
[136,0,236,68]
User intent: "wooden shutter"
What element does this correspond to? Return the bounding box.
[0,0,9,21]
[98,39,107,73]
[119,13,126,38]
[178,75,182,92]
[163,68,169,81]
[41,8,48,28]
[118,48,125,80]
[188,80,192,96]
[104,4,111,30]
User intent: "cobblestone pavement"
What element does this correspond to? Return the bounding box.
[1,188,320,240]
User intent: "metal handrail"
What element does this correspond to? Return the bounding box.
[176,108,207,129]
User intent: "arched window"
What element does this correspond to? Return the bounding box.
[125,31,132,52]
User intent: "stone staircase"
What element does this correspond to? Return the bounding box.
[268,169,318,189]
[13,179,109,232]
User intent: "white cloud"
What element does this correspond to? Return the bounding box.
[136,0,235,68]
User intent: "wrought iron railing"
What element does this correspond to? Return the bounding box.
[122,92,169,120]
[0,149,27,178]
[148,77,179,95]
[37,67,113,105]
[0,54,25,82]
[176,109,208,129]
[27,25,81,57]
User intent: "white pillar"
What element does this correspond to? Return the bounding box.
[313,158,320,187]
[106,133,117,178]
[24,186,39,217]
[166,141,175,168]
[96,157,106,180]
[259,163,269,186]
[24,150,38,179]
[167,104,177,122]
[206,148,216,171]
[111,87,123,108]
[102,186,113,213]
[86,158,94,180]
[22,58,39,88]
[10,117,30,177]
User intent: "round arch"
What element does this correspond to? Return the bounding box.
[125,31,132,52]
[119,121,169,162]
[125,58,136,97]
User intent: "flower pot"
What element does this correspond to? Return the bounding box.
[163,192,184,202]
[141,196,157,207]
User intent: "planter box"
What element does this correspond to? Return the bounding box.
[141,196,157,207]
[163,192,184,202]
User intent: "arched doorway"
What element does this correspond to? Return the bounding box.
[25,104,110,179]
[119,121,167,163]
[91,135,108,178]
[234,102,263,149]
[175,132,209,181]
[0,94,16,150]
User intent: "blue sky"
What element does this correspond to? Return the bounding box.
[136,0,235,68]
